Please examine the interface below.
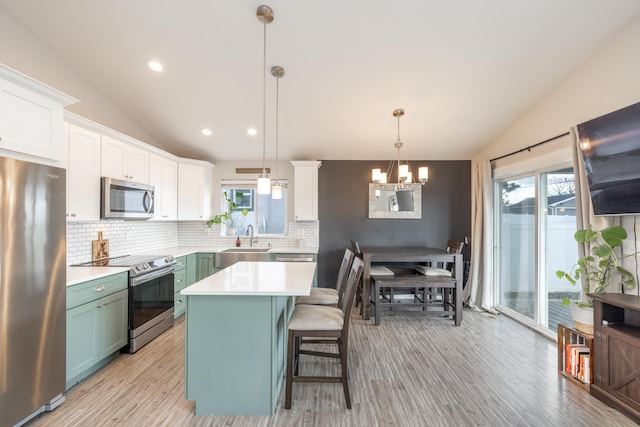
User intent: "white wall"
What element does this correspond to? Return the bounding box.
[473,15,640,163]
[0,9,164,151]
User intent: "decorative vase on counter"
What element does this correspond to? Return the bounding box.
[570,303,594,335]
[226,226,236,237]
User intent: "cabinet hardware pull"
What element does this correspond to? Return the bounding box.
[95,285,106,292]
[96,303,102,308]
[177,279,182,283]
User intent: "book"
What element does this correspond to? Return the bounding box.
[566,344,589,375]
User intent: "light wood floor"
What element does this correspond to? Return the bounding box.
[29,310,637,427]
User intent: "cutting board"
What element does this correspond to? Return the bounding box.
[92,231,109,262]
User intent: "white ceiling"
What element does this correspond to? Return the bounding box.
[1,1,640,162]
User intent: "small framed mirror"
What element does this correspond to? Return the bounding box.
[368,183,422,219]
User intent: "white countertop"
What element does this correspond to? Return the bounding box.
[181,261,316,296]
[138,246,318,258]
[66,266,130,287]
[67,246,318,287]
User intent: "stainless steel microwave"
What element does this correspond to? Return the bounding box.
[101,177,154,220]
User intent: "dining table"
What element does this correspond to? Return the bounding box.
[360,246,463,321]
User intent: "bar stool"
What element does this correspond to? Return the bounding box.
[285,257,364,409]
[295,248,354,306]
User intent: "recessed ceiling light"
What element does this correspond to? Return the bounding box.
[201,128,212,136]
[247,128,257,136]
[145,59,163,72]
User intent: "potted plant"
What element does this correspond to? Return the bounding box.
[556,225,637,334]
[207,191,248,236]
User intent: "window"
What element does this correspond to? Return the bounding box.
[220,180,287,236]
[495,166,579,333]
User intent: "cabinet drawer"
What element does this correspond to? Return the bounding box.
[174,291,186,318]
[174,255,187,272]
[174,268,187,292]
[67,272,128,309]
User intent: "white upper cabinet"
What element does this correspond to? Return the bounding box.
[101,135,149,184]
[178,161,213,221]
[65,122,101,221]
[291,160,322,221]
[0,64,76,164]
[149,153,178,221]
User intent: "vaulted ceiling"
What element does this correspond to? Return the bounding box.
[1,1,640,162]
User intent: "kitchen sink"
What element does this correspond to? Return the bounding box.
[216,248,271,269]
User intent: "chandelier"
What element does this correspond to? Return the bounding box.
[371,108,428,188]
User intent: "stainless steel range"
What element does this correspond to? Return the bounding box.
[74,254,177,353]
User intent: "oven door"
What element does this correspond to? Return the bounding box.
[129,267,175,339]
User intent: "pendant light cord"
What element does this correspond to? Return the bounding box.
[274,75,279,181]
[262,21,267,174]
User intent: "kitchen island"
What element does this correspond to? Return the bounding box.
[180,261,316,415]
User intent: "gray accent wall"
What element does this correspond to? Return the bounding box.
[317,160,472,286]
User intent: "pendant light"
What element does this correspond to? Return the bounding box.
[257,5,274,195]
[271,65,285,199]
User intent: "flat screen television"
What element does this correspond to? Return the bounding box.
[577,101,640,216]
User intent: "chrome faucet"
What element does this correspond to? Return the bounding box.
[246,225,254,247]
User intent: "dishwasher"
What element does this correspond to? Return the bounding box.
[272,253,316,262]
[272,253,317,287]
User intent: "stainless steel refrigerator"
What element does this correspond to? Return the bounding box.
[0,156,66,427]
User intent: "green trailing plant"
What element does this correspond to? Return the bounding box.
[555,225,637,307]
[206,191,248,228]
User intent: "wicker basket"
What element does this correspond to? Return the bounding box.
[573,319,594,335]
[571,304,594,336]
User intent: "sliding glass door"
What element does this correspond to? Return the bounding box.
[495,166,578,333]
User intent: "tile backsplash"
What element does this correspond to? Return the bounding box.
[67,220,319,265]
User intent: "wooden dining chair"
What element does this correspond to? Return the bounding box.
[350,239,366,312]
[416,239,465,305]
[285,256,364,409]
[295,248,354,306]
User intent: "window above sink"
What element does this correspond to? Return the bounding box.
[218,180,288,237]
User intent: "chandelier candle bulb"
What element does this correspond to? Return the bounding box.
[399,164,409,180]
[419,167,429,182]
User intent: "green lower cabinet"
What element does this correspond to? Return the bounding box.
[66,272,128,389]
[174,266,187,318]
[100,289,128,356]
[66,300,100,380]
[196,253,215,281]
[185,294,292,415]
[186,253,197,285]
[174,254,196,318]
[174,291,186,317]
